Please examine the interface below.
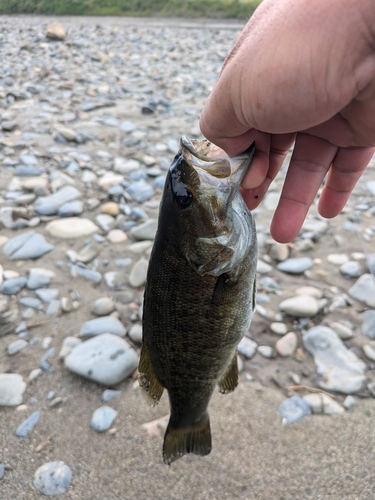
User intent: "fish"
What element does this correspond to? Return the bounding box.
[139,135,257,464]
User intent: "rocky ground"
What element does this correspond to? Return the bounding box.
[0,15,375,500]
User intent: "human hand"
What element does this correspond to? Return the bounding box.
[200,0,375,243]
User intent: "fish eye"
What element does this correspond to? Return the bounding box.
[175,189,193,209]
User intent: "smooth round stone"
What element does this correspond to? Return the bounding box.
[295,286,322,299]
[34,461,72,496]
[65,333,138,385]
[127,241,153,254]
[18,297,43,310]
[331,322,354,340]
[279,295,319,317]
[36,186,81,207]
[28,368,42,381]
[269,242,289,262]
[303,326,366,394]
[81,169,97,183]
[339,261,363,279]
[128,324,143,343]
[348,274,375,308]
[0,277,27,295]
[257,345,274,358]
[35,288,59,303]
[259,277,280,290]
[257,260,273,274]
[129,259,148,288]
[16,411,40,437]
[27,272,51,289]
[143,154,156,166]
[303,393,344,415]
[95,214,115,233]
[58,200,84,217]
[343,395,357,410]
[115,258,133,268]
[0,373,26,406]
[153,174,166,189]
[276,332,298,357]
[46,300,61,316]
[302,219,329,235]
[98,174,124,191]
[90,405,118,432]
[71,265,102,284]
[279,396,311,424]
[58,336,82,360]
[101,202,120,216]
[104,272,123,289]
[107,229,127,243]
[361,310,375,339]
[129,207,148,221]
[91,297,115,316]
[114,157,140,174]
[75,244,100,264]
[126,180,154,203]
[270,322,288,335]
[367,254,375,274]
[3,231,54,260]
[46,218,99,238]
[57,126,77,141]
[35,203,59,216]
[363,344,375,362]
[277,257,313,274]
[8,339,28,356]
[238,337,258,359]
[130,219,158,241]
[102,389,121,402]
[79,316,126,338]
[327,253,349,265]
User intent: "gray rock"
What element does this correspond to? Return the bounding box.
[27,271,51,289]
[257,345,274,358]
[34,461,72,496]
[104,271,123,289]
[46,300,61,316]
[367,254,375,274]
[8,339,28,355]
[278,396,311,424]
[15,411,40,437]
[75,244,100,264]
[58,200,84,217]
[90,405,118,432]
[128,324,143,343]
[79,316,126,338]
[238,337,258,359]
[130,219,158,241]
[18,297,43,310]
[95,214,116,233]
[0,463,4,480]
[348,274,375,308]
[40,347,55,371]
[65,333,138,385]
[35,203,59,216]
[35,288,59,303]
[70,264,102,284]
[361,310,375,339]
[0,277,27,295]
[91,297,115,316]
[35,185,81,207]
[3,231,54,260]
[331,322,354,340]
[46,218,99,238]
[279,295,320,318]
[0,373,26,406]
[363,344,375,362]
[256,260,273,274]
[129,259,148,288]
[3,231,36,256]
[343,395,357,410]
[126,180,154,203]
[102,389,121,403]
[277,257,313,274]
[303,393,344,415]
[303,326,366,394]
[275,332,298,357]
[339,261,363,279]
[58,336,82,360]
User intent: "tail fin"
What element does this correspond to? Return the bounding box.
[163,413,212,465]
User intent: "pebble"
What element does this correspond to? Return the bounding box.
[3,232,54,260]
[127,241,153,254]
[126,180,155,203]
[79,316,126,338]
[277,257,313,274]
[130,219,158,241]
[238,337,258,359]
[40,347,55,371]
[295,286,323,299]
[18,297,43,310]
[35,288,59,303]
[270,322,288,335]
[102,389,121,403]
[278,396,311,424]
[363,344,375,362]
[0,373,26,406]
[27,271,51,289]
[46,22,66,40]
[70,264,102,284]
[107,229,127,243]
[275,332,298,357]
[327,253,349,265]
[361,310,375,339]
[34,461,72,496]
[279,295,320,318]
[64,333,138,385]
[46,218,99,238]
[95,214,116,232]
[101,202,120,216]
[303,326,366,394]
[269,242,289,262]
[348,274,375,308]
[91,297,115,316]
[0,277,27,295]
[15,410,40,437]
[8,339,28,356]
[343,395,357,410]
[303,393,344,415]
[256,260,273,274]
[0,464,4,480]
[257,345,274,358]
[129,259,149,288]
[28,368,42,381]
[58,200,84,217]
[58,336,82,360]
[128,324,143,343]
[339,260,363,279]
[90,406,118,432]
[75,244,100,264]
[330,322,354,340]
[46,300,61,316]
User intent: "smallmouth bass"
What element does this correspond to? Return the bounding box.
[139,136,257,464]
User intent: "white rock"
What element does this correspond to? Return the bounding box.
[275,332,298,357]
[270,322,288,335]
[46,22,66,40]
[257,260,273,274]
[327,253,349,265]
[279,295,320,317]
[129,259,148,288]
[107,229,127,243]
[343,395,357,410]
[363,344,375,362]
[46,218,98,238]
[59,337,82,360]
[303,393,344,415]
[257,345,274,358]
[128,324,143,343]
[295,286,323,299]
[348,274,375,308]
[238,337,258,359]
[8,339,28,355]
[331,322,354,340]
[0,373,26,406]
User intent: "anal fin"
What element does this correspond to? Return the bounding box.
[163,413,211,465]
[138,344,164,407]
[218,350,238,394]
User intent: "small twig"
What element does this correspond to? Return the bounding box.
[286,384,335,399]
[35,435,52,453]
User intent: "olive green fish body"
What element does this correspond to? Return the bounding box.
[139,136,257,464]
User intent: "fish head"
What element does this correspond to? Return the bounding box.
[159,135,256,276]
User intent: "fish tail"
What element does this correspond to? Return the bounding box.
[162,413,212,465]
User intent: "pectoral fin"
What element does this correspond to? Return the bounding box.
[138,344,164,407]
[218,351,238,394]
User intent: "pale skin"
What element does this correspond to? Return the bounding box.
[200,0,375,243]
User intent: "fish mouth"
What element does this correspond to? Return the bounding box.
[180,135,255,187]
